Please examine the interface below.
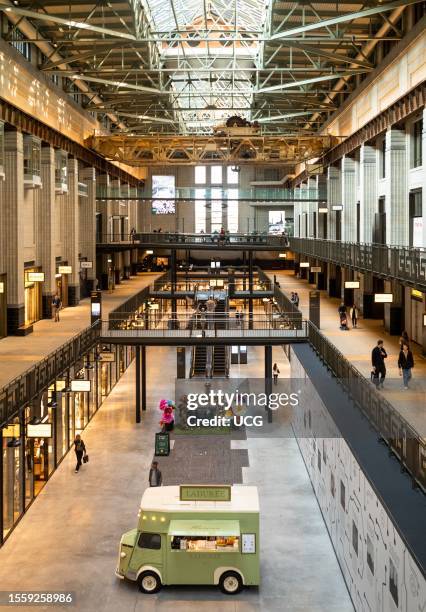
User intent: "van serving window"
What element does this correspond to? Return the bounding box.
[138,533,161,550]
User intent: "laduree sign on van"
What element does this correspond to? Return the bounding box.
[180,485,231,502]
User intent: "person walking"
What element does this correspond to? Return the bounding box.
[350,304,359,328]
[294,292,300,308]
[371,339,388,389]
[399,330,409,350]
[52,293,62,322]
[273,363,280,385]
[73,434,87,473]
[149,461,162,487]
[398,343,414,389]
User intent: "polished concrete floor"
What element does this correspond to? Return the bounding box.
[0,273,160,387]
[0,345,353,612]
[267,270,426,435]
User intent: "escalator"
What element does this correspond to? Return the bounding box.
[190,345,207,377]
[212,345,229,377]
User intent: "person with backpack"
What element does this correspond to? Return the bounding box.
[52,293,62,322]
[73,434,87,473]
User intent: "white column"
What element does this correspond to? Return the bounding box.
[386,128,408,246]
[37,145,56,315]
[327,165,341,240]
[97,174,110,241]
[341,156,357,242]
[79,167,97,284]
[3,131,25,330]
[360,144,377,243]
[63,157,80,305]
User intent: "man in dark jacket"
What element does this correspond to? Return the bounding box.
[149,461,162,487]
[371,339,387,389]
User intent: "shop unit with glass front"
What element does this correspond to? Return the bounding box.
[117,485,260,595]
[0,343,134,545]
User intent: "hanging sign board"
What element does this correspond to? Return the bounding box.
[318,208,328,213]
[27,272,45,282]
[180,485,231,502]
[345,281,360,289]
[80,261,93,269]
[155,432,170,457]
[311,267,321,273]
[71,380,91,392]
[2,424,20,438]
[58,266,72,274]
[98,351,115,362]
[300,262,309,268]
[27,423,52,438]
[374,293,393,303]
[332,205,343,211]
[0,282,4,294]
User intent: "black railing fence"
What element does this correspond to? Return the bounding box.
[290,237,426,291]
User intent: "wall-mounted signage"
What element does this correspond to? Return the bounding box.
[27,423,52,438]
[374,293,393,303]
[345,281,360,289]
[2,424,20,438]
[70,380,91,392]
[411,289,423,299]
[278,253,286,258]
[149,303,159,310]
[146,250,154,255]
[311,267,321,273]
[332,205,343,211]
[56,380,66,391]
[0,282,4,293]
[179,485,231,502]
[423,314,426,327]
[300,262,310,268]
[318,208,328,213]
[98,351,115,363]
[27,272,45,282]
[58,266,72,274]
[80,261,93,269]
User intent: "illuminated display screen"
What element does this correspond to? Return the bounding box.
[152,175,176,214]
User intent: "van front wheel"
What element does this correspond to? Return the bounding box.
[138,571,162,594]
[219,571,243,595]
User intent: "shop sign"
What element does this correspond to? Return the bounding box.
[99,351,115,362]
[345,281,360,289]
[58,266,72,274]
[180,485,232,502]
[27,423,52,438]
[155,432,170,456]
[332,205,343,211]
[318,208,328,213]
[278,253,286,258]
[56,380,66,391]
[310,267,321,273]
[374,293,393,303]
[2,424,20,438]
[70,380,91,392]
[411,289,423,299]
[80,261,93,269]
[0,282,4,293]
[27,272,45,282]
[299,262,309,268]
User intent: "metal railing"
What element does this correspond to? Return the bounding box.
[0,324,100,428]
[97,232,290,248]
[108,271,170,323]
[307,322,426,493]
[290,237,426,291]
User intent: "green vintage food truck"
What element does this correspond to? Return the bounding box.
[116,484,259,594]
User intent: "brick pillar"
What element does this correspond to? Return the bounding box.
[386,128,408,246]
[37,145,56,319]
[63,157,80,305]
[79,167,97,289]
[327,165,341,240]
[360,144,377,244]
[341,156,357,242]
[3,131,25,332]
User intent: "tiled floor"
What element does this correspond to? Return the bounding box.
[0,345,353,612]
[0,273,160,387]
[266,270,426,435]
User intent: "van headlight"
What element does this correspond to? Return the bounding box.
[120,552,126,558]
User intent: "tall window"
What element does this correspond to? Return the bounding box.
[195,166,206,184]
[211,188,222,231]
[227,189,239,233]
[195,189,206,233]
[211,166,222,184]
[227,166,239,185]
[412,119,423,168]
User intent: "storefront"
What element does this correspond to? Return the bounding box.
[0,343,134,546]
[24,267,42,326]
[410,289,425,345]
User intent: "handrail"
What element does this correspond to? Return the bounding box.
[0,323,101,428]
[97,232,290,248]
[289,237,426,290]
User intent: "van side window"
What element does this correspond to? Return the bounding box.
[138,533,161,550]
